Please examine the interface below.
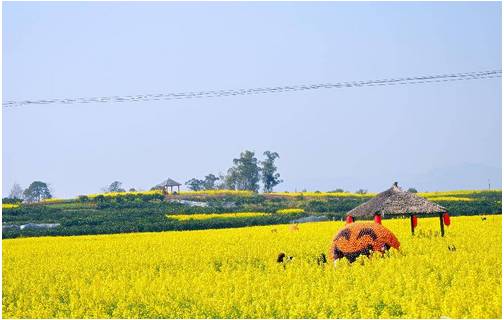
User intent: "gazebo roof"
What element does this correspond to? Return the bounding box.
[158,178,182,187]
[347,182,447,218]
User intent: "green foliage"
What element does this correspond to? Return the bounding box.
[1,204,303,239]
[439,200,501,216]
[2,197,23,204]
[301,198,365,214]
[105,181,125,193]
[185,178,205,191]
[203,174,219,190]
[43,202,95,210]
[2,190,501,239]
[23,181,52,202]
[226,150,261,192]
[186,174,220,191]
[261,151,283,192]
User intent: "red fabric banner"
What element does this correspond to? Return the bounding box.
[443,213,451,226]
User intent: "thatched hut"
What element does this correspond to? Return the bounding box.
[157,178,182,193]
[346,182,450,236]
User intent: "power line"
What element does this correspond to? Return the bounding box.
[3,69,501,108]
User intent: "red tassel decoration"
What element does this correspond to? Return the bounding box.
[346,215,354,224]
[443,213,451,226]
[374,214,382,224]
[412,215,418,228]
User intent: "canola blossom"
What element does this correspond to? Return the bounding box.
[2,203,19,209]
[83,189,254,199]
[424,196,474,202]
[417,190,501,197]
[86,190,163,199]
[178,190,254,197]
[271,191,375,198]
[49,189,499,203]
[270,190,497,201]
[166,212,269,221]
[2,215,501,319]
[276,208,305,214]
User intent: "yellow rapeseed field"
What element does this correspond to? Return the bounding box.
[57,188,498,204]
[166,212,269,221]
[423,196,474,202]
[2,215,501,318]
[271,191,374,198]
[276,208,305,214]
[178,190,254,197]
[2,203,19,209]
[86,190,164,199]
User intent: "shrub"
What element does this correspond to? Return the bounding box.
[2,197,22,204]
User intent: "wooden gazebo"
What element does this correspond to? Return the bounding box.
[157,178,182,194]
[346,182,450,236]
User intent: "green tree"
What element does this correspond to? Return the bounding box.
[23,181,52,202]
[226,150,260,191]
[185,178,205,191]
[260,151,283,192]
[407,188,418,193]
[106,181,125,193]
[222,168,238,189]
[203,174,219,190]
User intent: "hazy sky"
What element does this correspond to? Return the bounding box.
[3,1,502,198]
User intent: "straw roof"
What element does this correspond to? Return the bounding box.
[157,178,182,187]
[347,182,447,218]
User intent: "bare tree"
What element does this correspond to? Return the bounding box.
[9,183,24,199]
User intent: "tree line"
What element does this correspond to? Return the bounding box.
[185,150,282,192]
[6,149,421,203]
[5,181,53,203]
[3,150,283,203]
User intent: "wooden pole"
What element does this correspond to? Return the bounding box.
[439,213,445,237]
[410,215,415,235]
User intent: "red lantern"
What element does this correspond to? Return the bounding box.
[412,215,418,228]
[374,214,382,224]
[443,213,451,226]
[346,215,354,224]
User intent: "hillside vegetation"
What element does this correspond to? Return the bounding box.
[2,189,501,239]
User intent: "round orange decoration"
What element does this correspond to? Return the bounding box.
[330,222,400,263]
